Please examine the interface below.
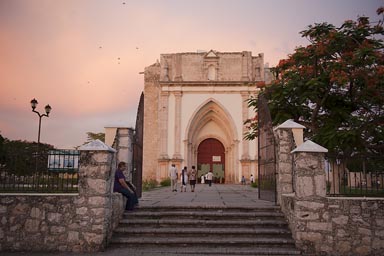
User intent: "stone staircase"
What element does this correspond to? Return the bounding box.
[109,205,301,255]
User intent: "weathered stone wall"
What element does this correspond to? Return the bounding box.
[276,122,384,256]
[0,148,125,252]
[281,195,384,255]
[143,62,161,181]
[160,51,264,82]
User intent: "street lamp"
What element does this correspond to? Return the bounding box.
[30,98,52,144]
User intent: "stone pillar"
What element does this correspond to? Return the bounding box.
[275,120,306,204]
[231,141,239,183]
[192,144,198,167]
[291,140,328,199]
[185,140,192,168]
[275,127,295,203]
[78,139,121,252]
[290,140,329,254]
[173,91,182,160]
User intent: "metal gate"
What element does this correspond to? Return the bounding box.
[257,93,277,203]
[132,93,144,198]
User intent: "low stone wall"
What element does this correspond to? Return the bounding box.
[0,193,123,252]
[281,195,384,255]
[275,121,384,256]
[0,143,125,252]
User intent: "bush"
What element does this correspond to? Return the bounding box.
[160,177,171,187]
[142,179,158,191]
[251,180,258,188]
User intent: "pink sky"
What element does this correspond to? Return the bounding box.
[0,0,381,148]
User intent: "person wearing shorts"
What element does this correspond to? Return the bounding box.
[188,165,197,192]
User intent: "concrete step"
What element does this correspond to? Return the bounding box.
[113,227,292,236]
[109,206,301,255]
[107,246,302,255]
[124,210,285,219]
[119,218,289,228]
[110,236,297,247]
[135,205,282,212]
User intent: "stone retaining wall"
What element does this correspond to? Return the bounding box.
[0,143,125,252]
[275,121,384,256]
[281,195,384,255]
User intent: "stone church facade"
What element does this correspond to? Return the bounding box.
[143,50,270,183]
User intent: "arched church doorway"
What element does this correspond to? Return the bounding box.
[197,138,225,183]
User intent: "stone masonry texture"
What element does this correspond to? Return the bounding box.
[0,150,125,252]
[277,126,384,256]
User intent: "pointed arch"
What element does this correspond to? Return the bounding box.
[185,98,238,145]
[184,98,239,182]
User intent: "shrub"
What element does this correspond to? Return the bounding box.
[251,180,258,188]
[160,177,171,187]
[142,179,158,191]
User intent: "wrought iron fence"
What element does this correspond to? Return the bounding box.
[0,150,79,193]
[325,155,384,197]
[257,93,277,203]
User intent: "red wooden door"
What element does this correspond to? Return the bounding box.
[197,138,225,183]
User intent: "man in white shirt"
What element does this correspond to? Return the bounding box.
[250,174,255,184]
[206,171,214,187]
[169,164,178,192]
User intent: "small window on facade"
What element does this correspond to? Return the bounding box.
[208,65,216,80]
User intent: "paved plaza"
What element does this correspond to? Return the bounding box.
[139,183,273,208]
[3,184,275,256]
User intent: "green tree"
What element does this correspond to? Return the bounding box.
[85,132,105,143]
[246,8,384,157]
[0,134,54,175]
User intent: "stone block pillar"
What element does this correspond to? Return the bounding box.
[275,120,305,204]
[291,140,328,199]
[78,139,120,252]
[290,140,329,253]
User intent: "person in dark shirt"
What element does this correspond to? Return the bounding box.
[114,162,138,211]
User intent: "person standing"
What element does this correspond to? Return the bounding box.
[114,162,138,211]
[180,166,188,192]
[250,174,255,184]
[206,170,214,187]
[188,166,197,192]
[241,175,246,185]
[169,164,178,192]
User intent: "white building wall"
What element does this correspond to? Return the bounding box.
[180,93,241,141]
[165,90,255,165]
[144,50,268,183]
[165,88,259,165]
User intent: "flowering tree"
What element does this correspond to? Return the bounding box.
[245,8,384,157]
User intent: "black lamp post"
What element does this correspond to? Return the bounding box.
[30,98,52,144]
